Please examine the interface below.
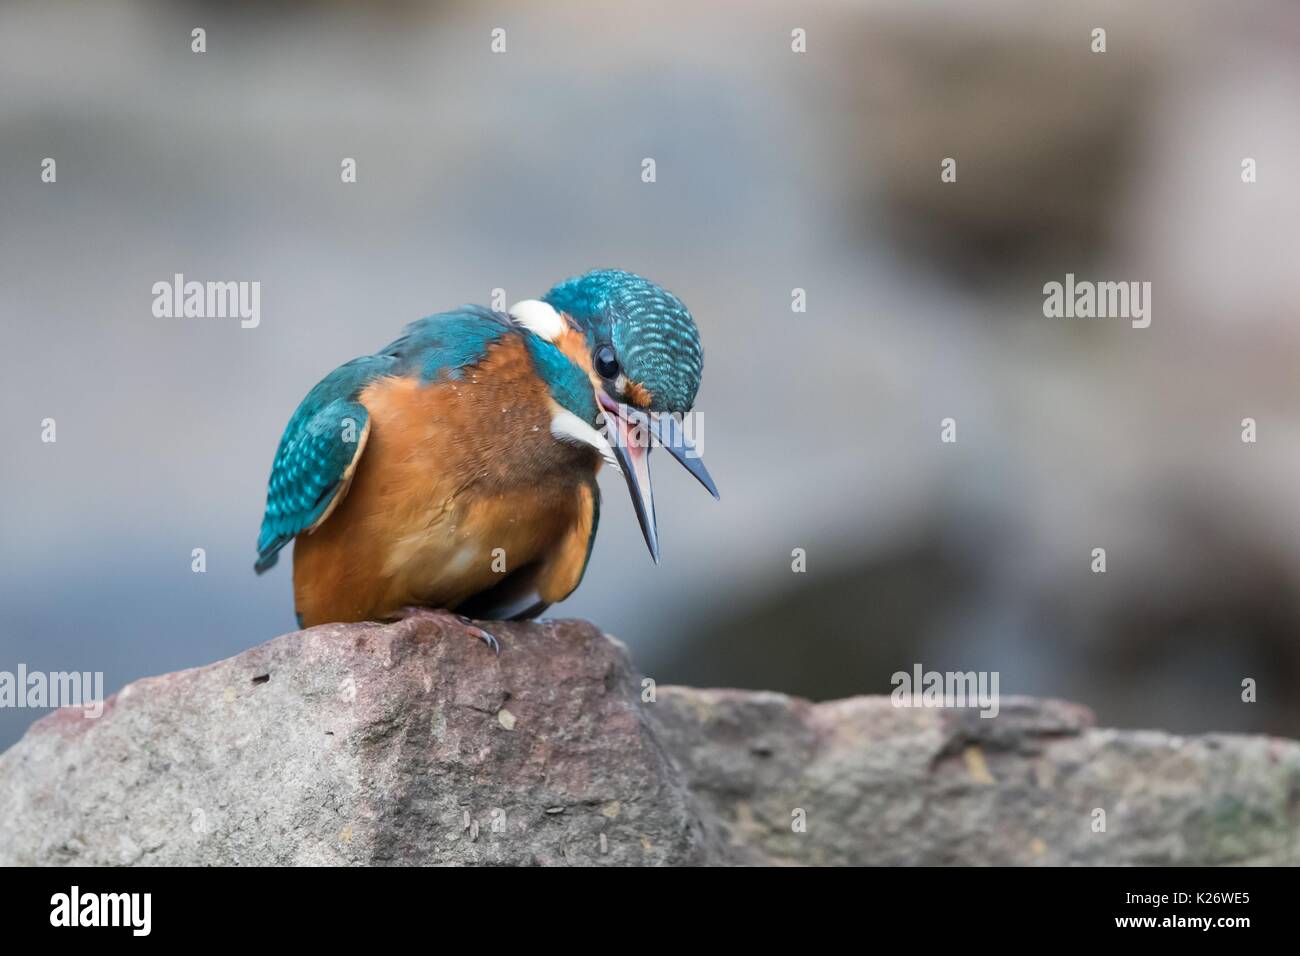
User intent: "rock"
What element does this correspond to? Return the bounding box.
[0,616,712,866]
[1,617,1297,866]
[653,692,1300,865]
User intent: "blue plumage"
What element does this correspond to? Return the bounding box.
[544,269,703,412]
[255,353,399,572]
[523,335,600,425]
[379,305,511,383]
[256,305,602,573]
[257,270,716,628]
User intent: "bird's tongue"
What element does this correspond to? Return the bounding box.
[599,394,659,562]
[614,410,652,486]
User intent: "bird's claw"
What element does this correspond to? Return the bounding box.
[391,607,501,654]
[466,623,501,655]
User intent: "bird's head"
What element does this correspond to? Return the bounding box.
[511,268,719,562]
[544,268,703,414]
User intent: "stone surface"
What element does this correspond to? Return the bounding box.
[654,692,1300,865]
[0,615,711,866]
[1,616,1297,866]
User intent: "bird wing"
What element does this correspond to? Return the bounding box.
[254,355,396,573]
[380,304,513,381]
[256,307,514,575]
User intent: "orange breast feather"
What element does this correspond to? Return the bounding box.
[291,336,600,626]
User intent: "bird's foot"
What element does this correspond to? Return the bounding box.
[392,606,500,655]
[457,615,501,655]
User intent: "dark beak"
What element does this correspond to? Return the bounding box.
[598,393,719,563]
[643,408,720,499]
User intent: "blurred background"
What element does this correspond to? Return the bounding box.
[3,0,1300,751]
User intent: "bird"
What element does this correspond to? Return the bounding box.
[254,268,718,643]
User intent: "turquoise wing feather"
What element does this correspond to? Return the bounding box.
[380,305,512,382]
[254,356,393,573]
[255,307,515,574]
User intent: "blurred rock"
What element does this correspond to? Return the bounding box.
[2,617,1296,865]
[656,690,1300,865]
[830,2,1164,277]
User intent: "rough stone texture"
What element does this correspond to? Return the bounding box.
[2,617,1297,866]
[654,692,1300,865]
[0,616,711,866]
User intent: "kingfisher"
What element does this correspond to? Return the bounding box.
[254,269,718,644]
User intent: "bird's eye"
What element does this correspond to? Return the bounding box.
[594,344,620,379]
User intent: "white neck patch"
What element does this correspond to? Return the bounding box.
[551,407,617,466]
[509,299,565,341]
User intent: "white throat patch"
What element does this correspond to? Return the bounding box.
[508,299,565,341]
[551,408,617,466]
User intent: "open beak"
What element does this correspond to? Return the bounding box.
[598,392,720,564]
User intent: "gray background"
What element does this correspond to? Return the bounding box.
[3,0,1300,750]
